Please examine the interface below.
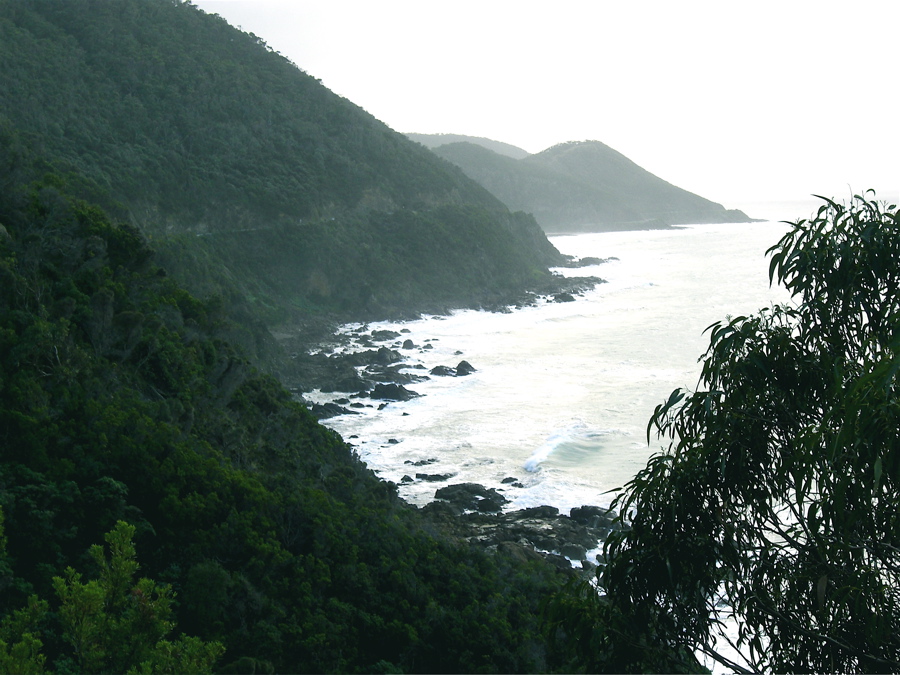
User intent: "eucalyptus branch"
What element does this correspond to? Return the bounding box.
[750,591,900,670]
[587,195,900,672]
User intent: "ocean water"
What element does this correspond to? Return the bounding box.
[308,220,794,513]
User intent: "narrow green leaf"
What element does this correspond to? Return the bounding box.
[874,456,883,492]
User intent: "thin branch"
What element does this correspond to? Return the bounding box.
[696,640,755,674]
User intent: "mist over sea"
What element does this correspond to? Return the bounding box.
[311,219,796,512]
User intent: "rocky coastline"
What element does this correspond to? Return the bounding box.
[422,486,620,576]
[282,264,622,577]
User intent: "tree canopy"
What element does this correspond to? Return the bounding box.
[548,192,900,672]
[0,150,569,673]
[0,3,586,668]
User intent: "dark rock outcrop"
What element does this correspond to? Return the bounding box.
[371,330,401,341]
[422,499,620,572]
[362,346,404,366]
[307,402,361,419]
[570,505,619,529]
[404,458,438,467]
[369,383,420,401]
[455,360,476,376]
[363,363,428,386]
[416,472,456,482]
[428,361,477,377]
[434,483,508,513]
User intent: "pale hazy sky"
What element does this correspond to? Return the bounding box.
[193,0,898,220]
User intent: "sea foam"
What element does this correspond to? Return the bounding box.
[314,222,793,513]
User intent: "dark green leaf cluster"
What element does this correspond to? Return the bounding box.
[51,520,224,674]
[0,160,568,672]
[580,193,900,672]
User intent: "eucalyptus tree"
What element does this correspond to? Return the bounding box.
[549,193,900,672]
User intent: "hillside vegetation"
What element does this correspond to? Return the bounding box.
[0,1,597,672]
[0,109,573,675]
[0,0,566,329]
[430,138,754,232]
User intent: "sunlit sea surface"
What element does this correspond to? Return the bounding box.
[308,220,795,513]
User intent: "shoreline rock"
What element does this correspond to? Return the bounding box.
[434,482,509,513]
[429,360,477,377]
[276,273,604,394]
[370,383,420,401]
[282,286,623,575]
[422,484,621,574]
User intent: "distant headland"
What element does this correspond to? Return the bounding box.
[407,133,756,233]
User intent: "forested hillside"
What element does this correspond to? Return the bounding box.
[0,0,565,328]
[0,123,572,672]
[432,139,754,232]
[0,1,595,672]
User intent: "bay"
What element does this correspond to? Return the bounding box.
[310,220,794,512]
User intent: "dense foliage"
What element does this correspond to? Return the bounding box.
[0,0,499,226]
[0,157,570,672]
[0,3,596,671]
[161,204,560,322]
[0,0,565,325]
[432,140,752,233]
[549,193,900,672]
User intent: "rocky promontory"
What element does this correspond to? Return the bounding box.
[422,486,620,575]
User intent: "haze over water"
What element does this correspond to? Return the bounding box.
[313,220,795,512]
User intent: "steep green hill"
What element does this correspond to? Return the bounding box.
[0,0,564,327]
[434,139,754,232]
[0,124,569,673]
[0,4,607,671]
